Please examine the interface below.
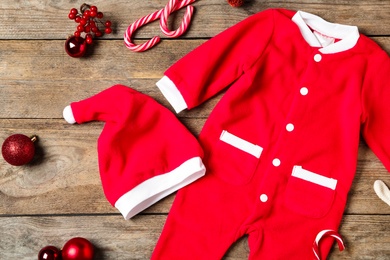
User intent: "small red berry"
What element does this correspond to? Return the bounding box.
[83,10,91,18]
[97,12,103,19]
[74,31,81,37]
[95,31,102,37]
[86,34,93,44]
[75,16,81,23]
[90,6,98,12]
[68,13,76,20]
[90,10,97,17]
[84,25,91,33]
[104,27,112,34]
[105,20,112,27]
[89,21,96,28]
[70,8,78,15]
[77,25,84,32]
[80,18,87,26]
[91,27,98,33]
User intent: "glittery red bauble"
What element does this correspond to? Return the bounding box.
[65,36,87,58]
[62,237,94,260]
[38,246,61,260]
[227,0,244,7]
[2,134,36,166]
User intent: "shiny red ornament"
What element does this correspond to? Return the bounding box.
[227,0,244,7]
[2,134,37,166]
[38,246,61,260]
[62,237,94,260]
[65,36,87,58]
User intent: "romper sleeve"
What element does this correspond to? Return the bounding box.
[156,9,276,113]
[361,49,390,171]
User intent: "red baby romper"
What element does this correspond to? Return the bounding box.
[152,8,390,260]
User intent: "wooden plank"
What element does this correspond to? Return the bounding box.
[0,40,203,81]
[0,0,389,40]
[1,119,390,216]
[0,214,389,259]
[0,215,164,260]
[329,215,390,260]
[0,37,389,119]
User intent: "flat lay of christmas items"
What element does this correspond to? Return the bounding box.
[0,0,389,259]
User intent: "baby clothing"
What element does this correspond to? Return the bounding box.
[63,85,205,219]
[152,8,390,259]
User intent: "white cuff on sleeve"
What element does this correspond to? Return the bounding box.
[156,76,188,113]
[63,105,76,124]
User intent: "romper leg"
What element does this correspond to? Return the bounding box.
[246,199,345,260]
[151,172,251,260]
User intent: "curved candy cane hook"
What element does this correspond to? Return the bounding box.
[124,10,162,52]
[124,0,196,52]
[313,230,345,260]
[160,0,195,38]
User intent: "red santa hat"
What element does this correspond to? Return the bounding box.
[63,85,205,219]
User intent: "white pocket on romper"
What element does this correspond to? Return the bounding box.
[219,130,263,158]
[285,166,337,218]
[211,130,263,185]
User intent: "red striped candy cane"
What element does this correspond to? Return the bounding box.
[124,10,162,52]
[160,0,195,38]
[313,230,345,260]
[124,9,160,51]
[124,0,196,52]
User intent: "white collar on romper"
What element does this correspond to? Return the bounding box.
[292,10,360,54]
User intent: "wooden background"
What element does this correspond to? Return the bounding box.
[0,0,389,259]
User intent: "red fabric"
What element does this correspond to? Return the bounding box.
[152,8,390,259]
[70,85,203,207]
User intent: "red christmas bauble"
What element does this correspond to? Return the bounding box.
[38,246,61,260]
[62,237,94,260]
[227,0,244,7]
[65,36,87,58]
[2,134,37,166]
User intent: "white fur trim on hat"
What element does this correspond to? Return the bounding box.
[115,156,206,220]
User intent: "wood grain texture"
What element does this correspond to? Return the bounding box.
[0,38,389,119]
[0,215,389,259]
[0,0,389,40]
[0,119,390,216]
[1,0,390,259]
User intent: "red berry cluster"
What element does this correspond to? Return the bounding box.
[68,4,112,45]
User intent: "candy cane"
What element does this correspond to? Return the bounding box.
[124,10,162,52]
[124,0,196,52]
[160,0,195,38]
[313,230,345,260]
